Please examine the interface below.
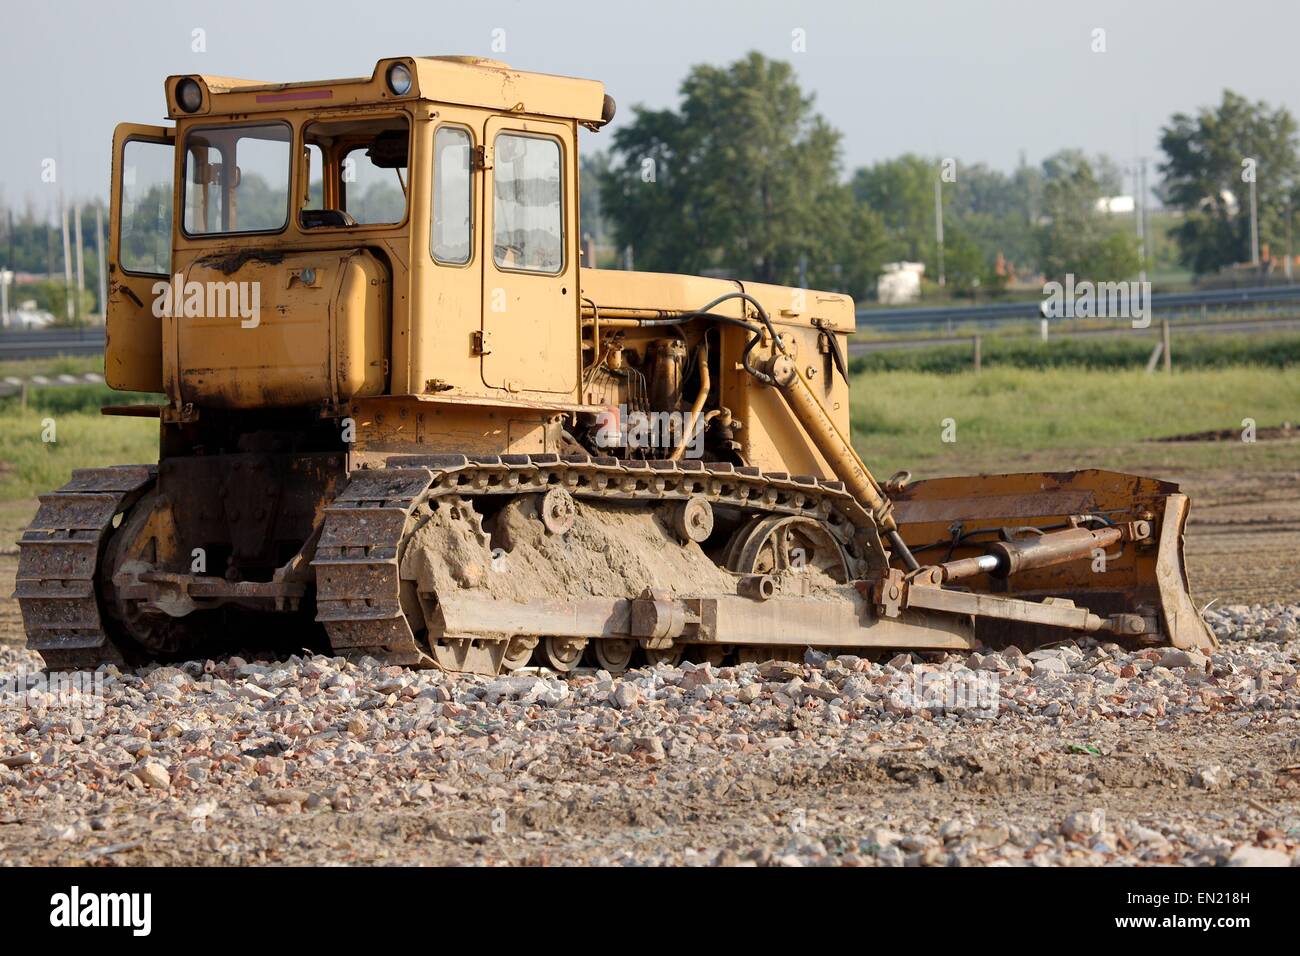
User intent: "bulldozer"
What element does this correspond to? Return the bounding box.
[16,56,1216,674]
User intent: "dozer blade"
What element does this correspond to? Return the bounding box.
[888,469,1216,651]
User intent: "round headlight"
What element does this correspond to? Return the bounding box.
[175,77,203,113]
[386,63,413,97]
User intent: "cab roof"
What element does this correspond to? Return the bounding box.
[164,55,608,125]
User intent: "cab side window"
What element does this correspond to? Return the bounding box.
[119,139,173,275]
[432,127,472,264]
[492,133,563,273]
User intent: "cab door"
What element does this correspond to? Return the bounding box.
[106,123,174,393]
[480,117,578,395]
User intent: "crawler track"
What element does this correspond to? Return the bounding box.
[311,453,890,666]
[14,466,156,670]
[15,455,890,670]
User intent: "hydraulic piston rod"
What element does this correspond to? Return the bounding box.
[939,525,1126,582]
[763,354,920,570]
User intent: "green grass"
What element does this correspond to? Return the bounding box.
[0,353,107,380]
[0,408,158,502]
[850,366,1300,478]
[0,356,1295,505]
[0,356,160,501]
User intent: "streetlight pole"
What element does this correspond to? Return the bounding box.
[1134,158,1148,285]
[1286,198,1293,282]
[934,178,945,288]
[1249,170,1260,270]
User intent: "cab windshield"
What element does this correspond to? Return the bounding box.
[182,122,292,235]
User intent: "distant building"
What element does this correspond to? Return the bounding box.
[877,261,925,304]
[1095,195,1136,214]
[12,299,55,330]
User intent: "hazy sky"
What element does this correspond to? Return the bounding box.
[2,0,1295,211]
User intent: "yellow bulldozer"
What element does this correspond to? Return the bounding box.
[16,56,1215,674]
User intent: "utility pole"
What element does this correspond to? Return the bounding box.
[1248,165,1260,270]
[45,207,54,278]
[934,178,945,288]
[95,202,107,317]
[2,207,10,327]
[74,202,86,326]
[1134,158,1147,284]
[1141,159,1150,283]
[1285,198,1294,283]
[60,195,74,323]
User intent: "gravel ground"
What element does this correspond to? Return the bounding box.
[1,603,1298,867]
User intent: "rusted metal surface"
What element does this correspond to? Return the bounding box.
[937,525,1129,582]
[371,451,891,575]
[888,469,1215,651]
[1154,494,1218,650]
[703,595,973,650]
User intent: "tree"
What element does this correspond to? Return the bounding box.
[941,227,987,294]
[1036,150,1142,282]
[850,154,936,263]
[597,52,882,297]
[945,162,1036,271]
[578,151,611,248]
[1157,90,1300,275]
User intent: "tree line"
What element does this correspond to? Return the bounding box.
[5,54,1296,318]
[584,52,1300,300]
[0,200,105,322]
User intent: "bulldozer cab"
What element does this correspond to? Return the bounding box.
[103,57,608,408]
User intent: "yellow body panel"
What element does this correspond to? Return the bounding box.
[104,123,173,393]
[480,116,580,395]
[170,250,387,408]
[164,56,606,125]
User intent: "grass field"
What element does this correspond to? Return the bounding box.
[0,406,157,502]
[0,354,1296,502]
[849,365,1300,478]
[0,355,159,502]
[0,353,105,380]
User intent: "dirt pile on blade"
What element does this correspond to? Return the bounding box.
[402,496,737,602]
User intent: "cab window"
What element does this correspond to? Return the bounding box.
[119,139,173,274]
[301,116,409,228]
[182,123,291,235]
[493,133,563,273]
[432,126,472,264]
